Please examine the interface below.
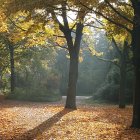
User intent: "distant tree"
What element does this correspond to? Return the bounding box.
[0,43,9,90]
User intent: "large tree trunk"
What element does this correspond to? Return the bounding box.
[64,23,84,109]
[119,42,128,108]
[132,67,140,128]
[131,1,140,128]
[119,62,126,108]
[9,45,15,94]
[65,51,79,109]
[56,3,85,109]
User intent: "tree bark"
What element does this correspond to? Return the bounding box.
[55,3,85,109]
[131,1,140,128]
[65,23,84,109]
[9,45,15,94]
[65,51,79,109]
[119,42,128,108]
[132,67,140,128]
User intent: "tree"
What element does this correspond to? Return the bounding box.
[0,5,54,93]
[79,0,140,128]
[118,40,130,108]
[131,0,140,128]
[108,37,132,109]
[0,34,15,93]
[0,43,9,90]
[51,2,85,109]
[102,0,140,129]
[3,1,140,124]
[8,41,15,94]
[5,0,100,109]
[90,35,132,108]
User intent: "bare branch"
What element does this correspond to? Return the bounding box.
[51,11,64,32]
[55,42,68,50]
[111,37,122,56]
[85,24,105,29]
[8,18,27,31]
[87,44,120,67]
[94,55,120,67]
[53,35,65,38]
[70,23,77,31]
[92,17,104,26]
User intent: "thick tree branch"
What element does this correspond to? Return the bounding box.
[111,37,122,56]
[70,23,77,31]
[93,17,104,26]
[86,44,120,67]
[79,1,132,33]
[105,0,133,24]
[94,55,120,68]
[51,11,64,32]
[85,24,105,29]
[61,2,69,29]
[55,42,68,50]
[94,10,131,33]
[53,35,65,38]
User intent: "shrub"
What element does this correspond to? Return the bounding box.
[7,87,62,102]
[93,66,133,104]
[93,83,119,103]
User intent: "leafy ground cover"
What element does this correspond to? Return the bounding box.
[0,100,140,140]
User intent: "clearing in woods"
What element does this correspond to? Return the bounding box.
[0,97,140,140]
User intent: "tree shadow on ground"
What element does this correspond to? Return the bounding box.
[14,108,74,140]
[114,127,140,139]
[80,107,140,139]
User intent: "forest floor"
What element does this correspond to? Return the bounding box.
[0,98,140,140]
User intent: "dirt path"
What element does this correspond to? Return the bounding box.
[53,96,92,106]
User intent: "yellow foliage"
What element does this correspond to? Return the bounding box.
[89,46,103,56]
[0,10,7,32]
[79,56,83,62]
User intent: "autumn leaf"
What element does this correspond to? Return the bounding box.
[0,100,140,140]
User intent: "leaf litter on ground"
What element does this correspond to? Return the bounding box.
[0,100,140,140]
